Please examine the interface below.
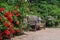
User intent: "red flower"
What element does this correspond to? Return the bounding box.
[4,11,10,17]
[0,7,5,12]
[11,30,15,34]
[0,16,2,20]
[16,13,20,17]
[7,17,14,23]
[10,19,14,23]
[4,30,10,36]
[16,29,20,33]
[10,29,15,34]
[4,22,10,27]
[16,21,20,25]
[7,16,12,20]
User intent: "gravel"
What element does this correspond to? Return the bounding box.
[12,28,60,40]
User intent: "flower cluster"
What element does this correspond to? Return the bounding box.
[0,7,22,40]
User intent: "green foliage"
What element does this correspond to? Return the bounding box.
[29,0,60,27]
[0,0,60,28]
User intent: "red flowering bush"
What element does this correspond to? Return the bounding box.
[0,7,22,40]
[0,0,29,39]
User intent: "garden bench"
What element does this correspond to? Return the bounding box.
[23,15,46,31]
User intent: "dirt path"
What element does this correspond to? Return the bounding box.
[12,28,60,40]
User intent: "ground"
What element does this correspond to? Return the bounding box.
[12,28,60,40]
